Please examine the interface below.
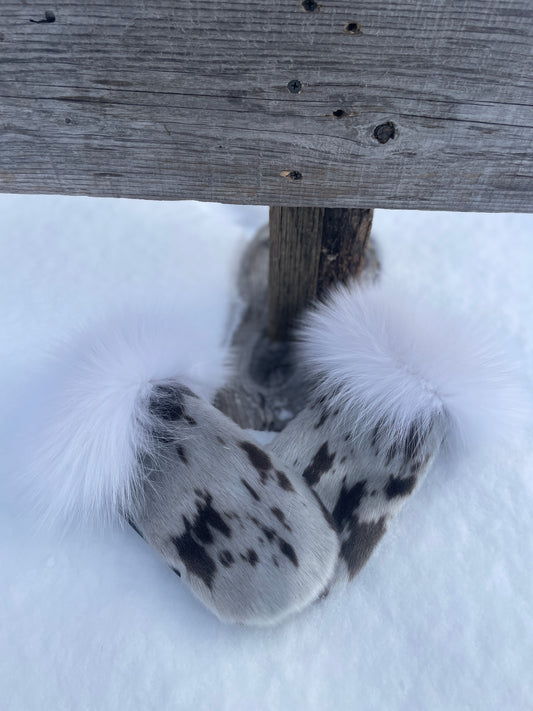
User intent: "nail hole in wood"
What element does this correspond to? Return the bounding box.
[287,79,303,94]
[301,0,320,11]
[280,170,303,181]
[344,22,362,35]
[332,109,346,118]
[372,121,396,144]
[30,10,56,23]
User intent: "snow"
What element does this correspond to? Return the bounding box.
[1,195,532,710]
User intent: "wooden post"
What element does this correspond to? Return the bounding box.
[268,207,374,341]
[215,209,377,430]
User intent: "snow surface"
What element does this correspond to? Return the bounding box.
[1,196,532,711]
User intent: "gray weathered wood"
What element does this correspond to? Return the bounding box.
[269,207,323,341]
[1,1,532,211]
[317,208,373,296]
[268,207,373,340]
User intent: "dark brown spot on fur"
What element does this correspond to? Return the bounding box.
[240,441,272,484]
[371,420,384,449]
[240,441,271,470]
[310,395,327,411]
[173,521,216,589]
[241,478,260,501]
[262,526,276,542]
[171,567,181,578]
[176,444,188,464]
[276,469,295,492]
[240,549,259,566]
[310,489,337,531]
[303,442,335,486]
[152,429,174,444]
[385,442,397,466]
[219,550,234,567]
[332,480,367,530]
[403,419,430,465]
[341,515,387,579]
[184,415,197,426]
[248,515,277,543]
[150,385,185,420]
[272,555,279,568]
[278,538,299,567]
[314,411,328,429]
[261,528,276,543]
[191,492,231,544]
[271,507,292,531]
[216,436,226,445]
[385,474,417,499]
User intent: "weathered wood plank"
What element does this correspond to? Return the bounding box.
[269,207,323,341]
[1,1,532,210]
[268,207,373,340]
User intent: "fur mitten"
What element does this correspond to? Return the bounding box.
[29,311,339,625]
[270,283,526,586]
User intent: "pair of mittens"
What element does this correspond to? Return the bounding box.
[30,284,525,624]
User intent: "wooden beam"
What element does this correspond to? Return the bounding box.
[268,207,373,340]
[1,0,532,211]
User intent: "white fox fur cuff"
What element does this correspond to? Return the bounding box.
[297,283,526,464]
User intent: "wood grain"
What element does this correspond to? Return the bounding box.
[0,1,532,210]
[269,207,373,340]
[317,208,373,296]
[269,207,323,341]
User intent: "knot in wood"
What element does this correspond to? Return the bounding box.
[344,22,362,35]
[372,122,396,144]
[30,10,56,23]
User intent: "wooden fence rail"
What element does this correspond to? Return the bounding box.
[1,0,532,211]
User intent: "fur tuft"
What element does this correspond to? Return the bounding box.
[297,282,529,461]
[28,310,231,528]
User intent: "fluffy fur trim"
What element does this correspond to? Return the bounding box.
[297,282,528,460]
[28,310,230,527]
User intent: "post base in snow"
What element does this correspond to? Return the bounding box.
[214,224,381,431]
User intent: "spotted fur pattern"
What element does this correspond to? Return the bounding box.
[269,401,446,585]
[132,382,445,621]
[130,385,339,625]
